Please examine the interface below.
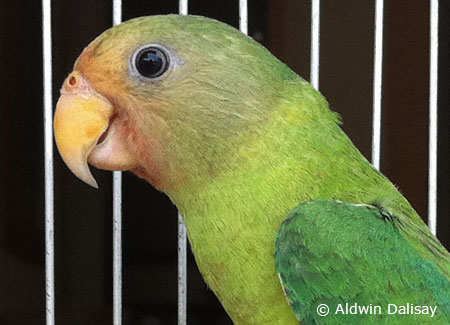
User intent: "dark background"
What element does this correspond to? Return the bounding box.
[0,0,449,324]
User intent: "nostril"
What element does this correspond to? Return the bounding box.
[69,75,77,86]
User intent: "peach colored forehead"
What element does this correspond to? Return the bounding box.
[73,35,137,98]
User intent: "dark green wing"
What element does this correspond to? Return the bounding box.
[275,200,450,324]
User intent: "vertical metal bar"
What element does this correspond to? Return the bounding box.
[112,2,122,325]
[179,0,188,16]
[310,0,320,90]
[112,173,122,325]
[42,0,55,324]
[177,212,187,325]
[428,0,439,235]
[177,4,188,325]
[239,0,248,35]
[372,0,384,170]
[113,0,122,26]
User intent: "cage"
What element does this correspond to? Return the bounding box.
[0,0,449,324]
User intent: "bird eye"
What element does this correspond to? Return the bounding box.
[134,46,169,79]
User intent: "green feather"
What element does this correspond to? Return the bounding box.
[275,200,450,324]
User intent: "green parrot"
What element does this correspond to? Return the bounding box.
[53,15,450,324]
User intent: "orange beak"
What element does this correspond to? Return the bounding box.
[54,71,138,188]
[54,72,113,188]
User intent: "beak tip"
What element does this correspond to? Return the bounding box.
[87,179,99,189]
[81,171,99,189]
[61,158,100,190]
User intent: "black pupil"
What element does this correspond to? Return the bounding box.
[136,48,168,78]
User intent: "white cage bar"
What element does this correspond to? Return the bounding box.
[310,0,320,90]
[372,0,384,170]
[42,0,55,324]
[428,0,439,235]
[112,170,122,325]
[179,0,188,16]
[240,0,248,35]
[177,211,187,325]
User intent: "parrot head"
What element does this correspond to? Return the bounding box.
[54,15,301,193]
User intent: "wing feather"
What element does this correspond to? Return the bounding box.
[275,200,450,324]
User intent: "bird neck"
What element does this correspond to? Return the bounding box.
[168,79,339,209]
